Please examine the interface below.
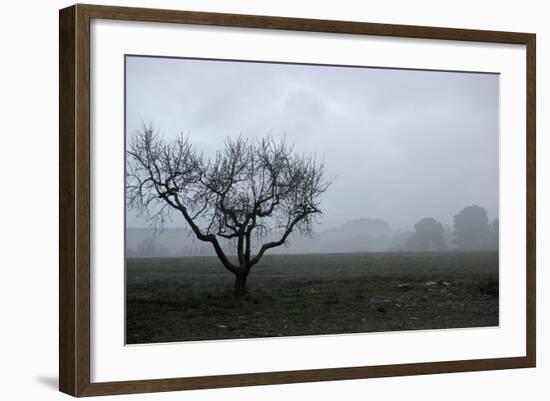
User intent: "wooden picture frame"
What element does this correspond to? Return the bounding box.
[59,3,536,397]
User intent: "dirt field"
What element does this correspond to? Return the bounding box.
[126,251,498,344]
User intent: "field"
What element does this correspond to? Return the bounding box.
[126,252,498,344]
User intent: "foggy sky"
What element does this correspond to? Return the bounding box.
[125,55,499,232]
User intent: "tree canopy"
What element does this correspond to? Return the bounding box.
[404,217,446,251]
[453,205,491,251]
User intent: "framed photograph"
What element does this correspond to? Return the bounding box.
[59,4,536,397]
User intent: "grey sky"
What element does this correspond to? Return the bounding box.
[126,55,499,232]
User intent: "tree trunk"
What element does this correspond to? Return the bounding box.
[234,273,248,297]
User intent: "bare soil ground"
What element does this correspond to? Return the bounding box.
[126,251,498,344]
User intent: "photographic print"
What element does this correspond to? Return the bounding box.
[125,55,499,345]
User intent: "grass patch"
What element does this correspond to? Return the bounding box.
[126,251,499,344]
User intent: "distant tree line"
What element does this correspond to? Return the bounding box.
[401,205,498,252]
[126,237,214,258]
[127,205,498,257]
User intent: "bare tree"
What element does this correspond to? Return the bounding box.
[127,124,331,296]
